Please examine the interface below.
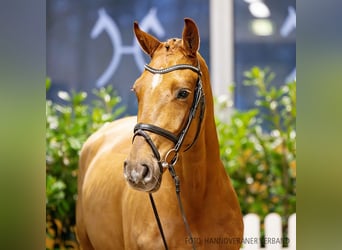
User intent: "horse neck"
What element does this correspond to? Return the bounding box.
[173,56,225,204]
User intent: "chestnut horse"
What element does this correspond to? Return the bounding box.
[76,18,243,250]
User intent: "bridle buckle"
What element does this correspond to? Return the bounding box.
[161,148,179,168]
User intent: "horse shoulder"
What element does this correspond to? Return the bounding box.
[79,116,137,199]
[77,116,137,249]
[79,116,135,169]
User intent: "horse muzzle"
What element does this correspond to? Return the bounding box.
[123,158,162,192]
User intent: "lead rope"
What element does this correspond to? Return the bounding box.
[149,161,196,250]
[136,127,197,250]
[149,193,169,250]
[168,162,197,250]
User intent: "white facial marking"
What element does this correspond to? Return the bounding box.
[151,74,163,90]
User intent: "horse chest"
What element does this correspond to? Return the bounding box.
[124,203,228,249]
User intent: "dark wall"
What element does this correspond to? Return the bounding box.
[47,0,295,114]
[234,0,296,110]
[47,0,210,115]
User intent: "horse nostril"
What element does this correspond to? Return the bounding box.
[123,160,128,179]
[141,164,149,179]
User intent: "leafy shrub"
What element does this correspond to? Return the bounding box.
[216,67,296,242]
[46,79,125,249]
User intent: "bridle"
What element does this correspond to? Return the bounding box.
[132,62,205,250]
[133,63,205,170]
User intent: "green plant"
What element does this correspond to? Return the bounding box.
[46,78,125,249]
[216,67,296,243]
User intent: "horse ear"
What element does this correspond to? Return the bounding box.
[182,18,200,57]
[134,21,161,57]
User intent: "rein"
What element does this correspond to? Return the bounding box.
[132,62,205,250]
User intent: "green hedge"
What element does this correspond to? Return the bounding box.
[46,67,296,248]
[46,79,125,249]
[216,67,296,242]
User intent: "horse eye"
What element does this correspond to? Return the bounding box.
[177,89,190,99]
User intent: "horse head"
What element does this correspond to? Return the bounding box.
[124,18,205,192]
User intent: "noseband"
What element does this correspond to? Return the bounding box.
[132,62,205,250]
